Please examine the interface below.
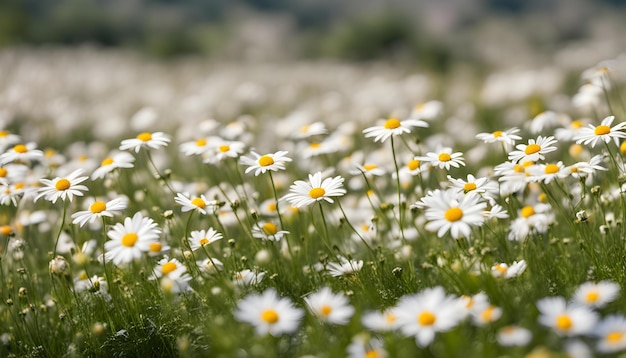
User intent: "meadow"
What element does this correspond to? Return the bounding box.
[1,48,626,357]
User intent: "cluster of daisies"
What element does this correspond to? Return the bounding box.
[2,56,626,356]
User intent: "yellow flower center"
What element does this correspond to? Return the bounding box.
[621,141,626,155]
[544,164,560,174]
[299,125,310,133]
[594,125,611,136]
[191,197,206,208]
[320,305,332,316]
[438,153,451,162]
[464,183,477,191]
[385,312,397,324]
[195,138,207,147]
[45,149,55,158]
[14,144,27,153]
[444,207,463,222]
[407,159,420,171]
[309,142,321,149]
[266,202,277,212]
[0,225,12,235]
[365,350,380,358]
[14,182,24,190]
[481,306,496,321]
[137,132,152,142]
[258,155,274,167]
[418,311,436,326]
[121,233,138,247]
[538,193,548,203]
[493,131,503,137]
[262,222,278,235]
[607,332,624,344]
[309,187,326,199]
[571,120,583,128]
[569,144,584,158]
[219,145,230,152]
[384,118,401,129]
[521,206,535,218]
[162,262,177,275]
[585,291,599,303]
[555,315,573,330]
[150,242,162,252]
[513,164,525,173]
[0,131,7,137]
[199,238,209,245]
[524,143,541,155]
[363,164,378,171]
[0,168,7,177]
[101,157,114,166]
[89,201,107,214]
[55,178,71,191]
[261,309,279,324]
[494,264,508,275]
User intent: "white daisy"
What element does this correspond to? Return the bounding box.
[414,189,487,239]
[594,315,626,353]
[569,154,607,179]
[526,161,571,184]
[0,130,21,152]
[174,192,218,215]
[475,127,522,147]
[119,132,171,153]
[346,335,387,358]
[362,117,428,143]
[0,143,44,166]
[71,197,128,227]
[179,136,218,157]
[35,169,89,203]
[536,296,598,336]
[291,121,328,139]
[491,260,527,279]
[91,152,135,180]
[282,172,346,208]
[574,115,626,148]
[326,257,363,277]
[234,288,304,336]
[496,325,532,347]
[188,228,223,251]
[150,258,192,293]
[240,150,292,176]
[508,136,558,163]
[233,269,265,286]
[394,286,464,347]
[104,212,161,265]
[572,281,620,308]
[362,308,400,332]
[304,287,355,325]
[207,140,246,163]
[415,147,465,170]
[251,221,289,241]
[410,100,443,120]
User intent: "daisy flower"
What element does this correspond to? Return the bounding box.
[35,169,89,203]
[572,281,620,308]
[394,286,464,347]
[529,111,560,134]
[346,335,387,358]
[594,315,626,353]
[362,117,428,143]
[526,161,571,184]
[74,273,108,294]
[398,158,426,176]
[410,100,443,120]
[119,132,171,153]
[233,269,265,286]
[179,136,217,157]
[240,150,292,176]
[555,119,587,141]
[251,221,289,241]
[0,143,44,165]
[491,260,527,279]
[282,172,346,208]
[174,193,218,215]
[291,121,328,139]
[71,197,128,227]
[0,130,21,152]
[197,257,224,274]
[150,258,192,293]
[448,174,499,198]
[187,228,223,251]
[91,152,135,180]
[569,154,607,179]
[350,163,386,177]
[326,257,363,277]
[475,127,522,147]
[536,296,598,336]
[104,212,161,265]
[207,140,246,163]
[414,189,487,239]
[415,147,465,170]
[496,326,532,347]
[234,288,304,336]
[507,204,554,241]
[304,287,355,325]
[508,136,558,163]
[574,115,626,148]
[362,308,400,332]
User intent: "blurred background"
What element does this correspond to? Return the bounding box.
[1,0,625,70]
